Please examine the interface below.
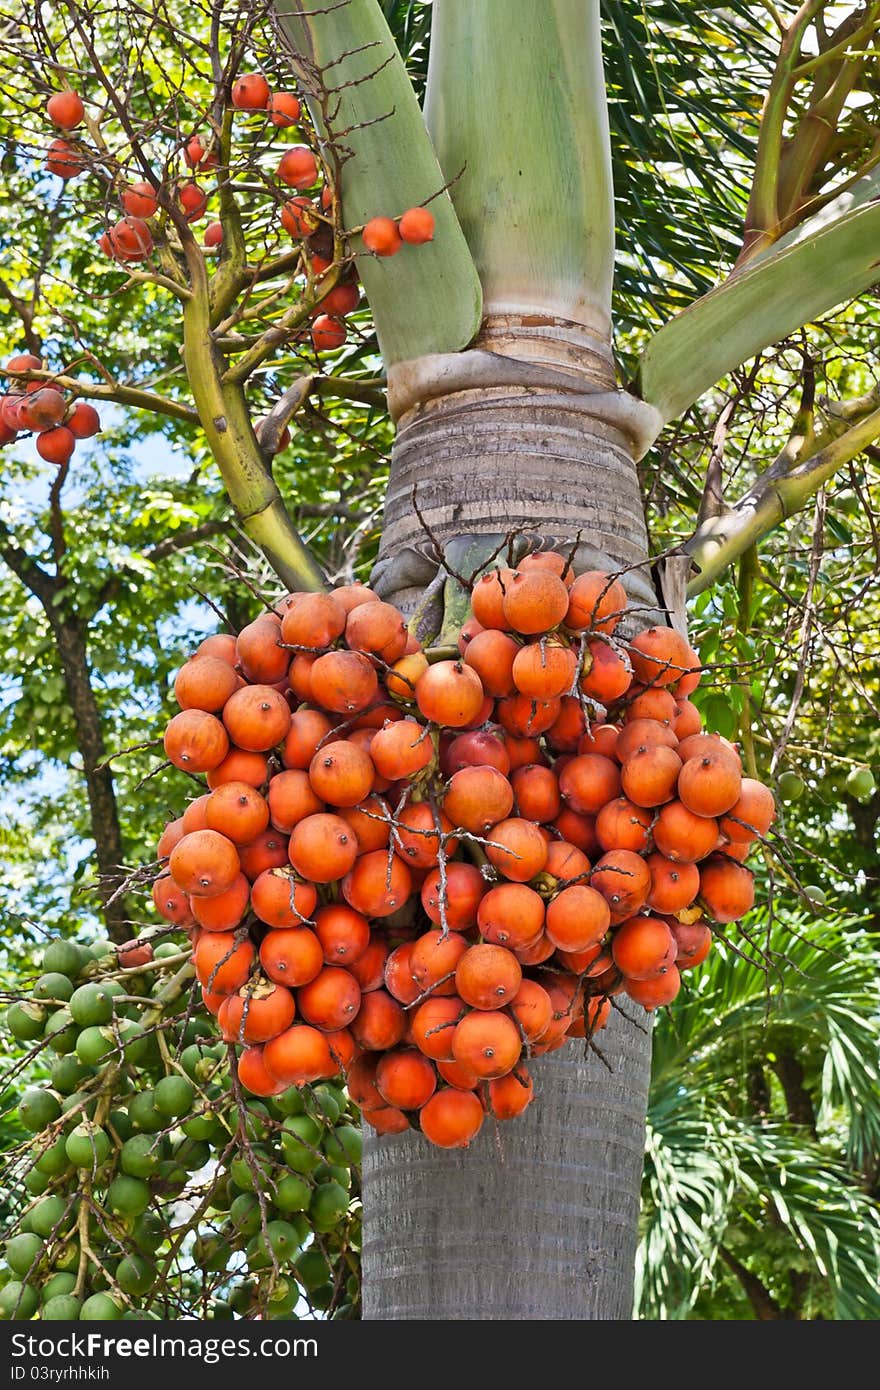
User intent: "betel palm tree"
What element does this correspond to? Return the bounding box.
[260,0,880,1318]
[639,913,880,1319]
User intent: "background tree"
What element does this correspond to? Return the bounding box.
[0,0,878,1320]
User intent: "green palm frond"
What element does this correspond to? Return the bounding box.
[641,911,880,1319]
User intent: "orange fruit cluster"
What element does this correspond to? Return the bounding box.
[151,553,774,1148]
[0,352,100,461]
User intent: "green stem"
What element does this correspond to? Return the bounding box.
[181,254,326,592]
[686,398,880,596]
[736,546,760,779]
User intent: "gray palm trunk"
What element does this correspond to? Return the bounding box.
[363,317,658,1319]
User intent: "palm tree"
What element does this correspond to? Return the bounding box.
[639,913,880,1319]
[267,0,880,1318]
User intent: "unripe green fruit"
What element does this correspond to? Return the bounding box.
[88,939,115,962]
[41,1272,77,1303]
[243,1102,271,1143]
[24,1168,50,1196]
[229,1193,261,1238]
[173,1137,210,1171]
[109,1108,135,1142]
[33,973,74,1004]
[28,1195,68,1239]
[314,1162,350,1191]
[50,1055,94,1095]
[153,942,182,960]
[7,1000,47,1041]
[54,1242,81,1273]
[272,1174,311,1213]
[803,884,827,909]
[309,1283,334,1311]
[117,1021,150,1065]
[42,1294,82,1320]
[230,1150,273,1192]
[846,767,876,803]
[229,1282,257,1315]
[248,1220,300,1268]
[132,1211,166,1254]
[209,1300,234,1320]
[35,1134,72,1176]
[44,1008,78,1055]
[123,1309,161,1321]
[183,1016,214,1044]
[312,1083,344,1124]
[42,939,89,978]
[295,1248,330,1291]
[6,1232,44,1277]
[329,1123,361,1166]
[153,1075,194,1118]
[61,1090,98,1120]
[80,1292,122,1321]
[116,1254,153,1296]
[778,771,805,801]
[272,1087,306,1118]
[310,1180,348,1228]
[281,1115,322,1174]
[180,1043,216,1082]
[0,1281,39,1320]
[128,1090,164,1133]
[69,983,114,1028]
[120,1134,162,1179]
[181,1109,218,1141]
[19,1087,62,1133]
[76,1025,115,1067]
[193,1233,227,1271]
[65,1123,111,1169]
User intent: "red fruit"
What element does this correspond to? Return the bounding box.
[45,138,84,179]
[625,967,681,1011]
[177,182,208,222]
[268,92,302,127]
[376,1049,437,1110]
[184,136,217,169]
[612,915,676,980]
[420,1089,483,1148]
[488,1068,534,1120]
[5,354,42,374]
[122,182,159,219]
[363,216,402,256]
[231,73,271,110]
[204,222,223,248]
[398,207,435,244]
[281,196,318,238]
[311,315,346,352]
[320,282,360,317]
[19,388,66,431]
[108,216,153,262]
[36,426,75,465]
[277,146,319,189]
[67,402,100,438]
[565,571,628,633]
[46,91,85,130]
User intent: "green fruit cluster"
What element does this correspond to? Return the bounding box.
[1,934,361,1322]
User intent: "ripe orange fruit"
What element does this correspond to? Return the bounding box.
[421,861,485,931]
[545,884,610,952]
[193,931,254,994]
[169,829,240,898]
[341,850,412,918]
[350,989,406,1050]
[679,752,742,818]
[221,983,296,1044]
[652,800,719,863]
[398,207,435,244]
[314,903,370,965]
[452,1010,521,1078]
[485,817,548,882]
[565,571,627,633]
[410,930,469,998]
[363,216,402,256]
[376,1049,437,1109]
[699,857,755,922]
[502,571,569,634]
[590,849,652,917]
[612,915,676,980]
[625,967,681,1011]
[47,91,85,129]
[370,718,433,780]
[488,1067,534,1119]
[595,796,652,853]
[164,710,229,772]
[222,685,291,751]
[190,873,250,931]
[263,1024,337,1085]
[443,765,514,835]
[251,866,317,929]
[628,626,692,687]
[559,753,621,815]
[580,641,632,703]
[268,92,302,126]
[282,707,334,770]
[420,1088,483,1147]
[455,944,522,1010]
[477,882,545,950]
[205,781,270,844]
[512,641,576,699]
[232,73,271,110]
[411,996,466,1060]
[620,744,682,807]
[308,739,374,807]
[416,660,484,727]
[289,813,359,882]
[645,854,699,914]
[259,926,323,987]
[297,966,362,1030]
[718,779,775,843]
